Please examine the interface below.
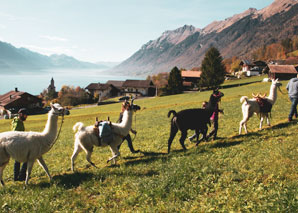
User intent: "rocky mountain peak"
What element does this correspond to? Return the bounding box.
[256,0,297,19]
[142,25,200,49]
[203,8,257,33]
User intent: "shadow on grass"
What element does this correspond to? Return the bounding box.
[52,172,95,189]
[123,147,206,166]
[211,140,243,148]
[270,121,296,130]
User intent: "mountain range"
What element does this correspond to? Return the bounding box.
[111,0,298,76]
[0,41,107,73]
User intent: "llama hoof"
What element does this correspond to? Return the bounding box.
[132,150,140,153]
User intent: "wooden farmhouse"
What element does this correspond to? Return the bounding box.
[106,80,125,90]
[122,80,156,97]
[268,65,298,80]
[85,83,120,101]
[0,88,42,113]
[181,70,202,89]
[240,60,254,72]
[240,60,266,76]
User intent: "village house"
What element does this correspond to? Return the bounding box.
[122,80,156,97]
[181,70,202,89]
[240,60,254,72]
[240,60,266,76]
[85,83,120,101]
[268,65,298,80]
[0,88,43,114]
[106,80,125,91]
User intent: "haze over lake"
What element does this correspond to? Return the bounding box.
[0,69,140,95]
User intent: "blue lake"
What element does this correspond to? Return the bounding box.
[0,69,142,95]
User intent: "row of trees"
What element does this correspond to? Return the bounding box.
[41,86,97,106]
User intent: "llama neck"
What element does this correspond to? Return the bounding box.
[119,110,133,134]
[42,111,59,145]
[206,96,218,117]
[267,84,277,104]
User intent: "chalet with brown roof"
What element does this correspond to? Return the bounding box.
[268,65,298,80]
[122,80,156,97]
[240,60,253,72]
[181,70,202,89]
[0,88,42,113]
[85,83,120,101]
[106,80,125,89]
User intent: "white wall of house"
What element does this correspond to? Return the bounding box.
[242,66,250,72]
[246,71,260,76]
[124,87,147,96]
[94,88,111,100]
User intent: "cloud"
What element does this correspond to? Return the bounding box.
[40,35,68,42]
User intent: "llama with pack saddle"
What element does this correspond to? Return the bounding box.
[167,89,224,153]
[239,78,282,134]
[71,99,140,172]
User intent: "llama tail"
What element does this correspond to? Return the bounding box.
[240,96,248,104]
[167,110,177,118]
[73,122,84,133]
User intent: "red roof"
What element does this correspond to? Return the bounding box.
[0,90,41,108]
[181,70,202,78]
[268,65,297,74]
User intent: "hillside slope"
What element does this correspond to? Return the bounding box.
[111,0,298,76]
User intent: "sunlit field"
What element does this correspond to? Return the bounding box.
[0,77,297,212]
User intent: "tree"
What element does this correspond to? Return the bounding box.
[199,47,225,89]
[166,66,183,94]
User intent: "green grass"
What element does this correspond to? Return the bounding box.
[0,78,297,212]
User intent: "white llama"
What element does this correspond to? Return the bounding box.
[71,100,140,172]
[239,78,282,135]
[0,103,70,186]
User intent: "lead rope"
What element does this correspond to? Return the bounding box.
[131,113,137,142]
[49,114,65,149]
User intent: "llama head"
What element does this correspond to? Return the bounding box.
[207,89,224,107]
[50,103,70,116]
[272,78,282,87]
[211,89,224,102]
[122,99,141,112]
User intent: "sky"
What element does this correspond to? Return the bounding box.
[0,0,274,63]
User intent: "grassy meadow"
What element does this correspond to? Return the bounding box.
[0,77,297,212]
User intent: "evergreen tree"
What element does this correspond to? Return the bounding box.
[167,66,183,94]
[199,47,226,89]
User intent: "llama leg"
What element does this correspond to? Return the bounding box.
[259,116,264,129]
[25,161,35,185]
[37,157,52,181]
[107,146,120,164]
[266,115,270,126]
[167,124,178,153]
[240,115,250,134]
[0,162,9,186]
[86,149,97,168]
[71,144,82,172]
[179,130,187,151]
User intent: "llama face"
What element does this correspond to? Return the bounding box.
[50,103,70,116]
[122,100,141,112]
[212,90,224,103]
[272,78,282,87]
